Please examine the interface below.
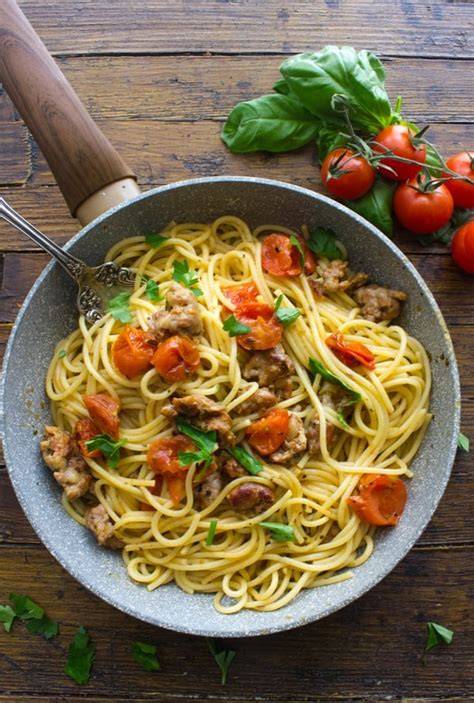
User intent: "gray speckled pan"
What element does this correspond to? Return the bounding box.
[0,177,460,637]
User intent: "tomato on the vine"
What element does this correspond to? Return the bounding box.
[320,148,375,200]
[393,179,454,235]
[451,221,474,274]
[444,152,474,209]
[373,125,426,181]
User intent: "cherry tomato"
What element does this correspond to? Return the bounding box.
[373,125,426,181]
[222,282,259,308]
[113,326,155,378]
[444,152,474,209]
[451,221,474,274]
[246,407,289,455]
[326,333,375,370]
[146,435,195,474]
[152,335,200,382]
[139,476,163,511]
[166,473,187,505]
[233,302,283,351]
[75,418,101,458]
[261,233,316,277]
[84,393,120,439]
[321,148,375,200]
[393,179,454,234]
[347,474,407,526]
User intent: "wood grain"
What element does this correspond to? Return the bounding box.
[16,0,474,58]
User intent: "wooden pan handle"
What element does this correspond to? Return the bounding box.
[0,0,139,219]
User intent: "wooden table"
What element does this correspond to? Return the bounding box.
[1,2,473,701]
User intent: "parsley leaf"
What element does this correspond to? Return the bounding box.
[58,350,67,359]
[26,615,59,640]
[307,227,343,260]
[335,411,349,429]
[0,605,16,632]
[457,432,470,452]
[425,622,454,651]
[260,521,295,542]
[207,638,236,685]
[289,234,305,268]
[9,593,44,620]
[141,275,161,303]
[274,295,301,328]
[64,626,95,685]
[145,232,169,249]
[85,434,127,469]
[206,519,218,546]
[176,418,218,469]
[308,357,361,405]
[107,292,133,323]
[132,641,161,671]
[172,260,203,297]
[223,314,251,337]
[228,446,263,476]
[8,593,58,639]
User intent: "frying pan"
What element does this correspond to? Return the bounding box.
[0,1,460,637]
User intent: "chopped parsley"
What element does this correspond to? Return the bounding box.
[141,275,161,302]
[260,521,295,542]
[222,314,251,337]
[85,434,127,469]
[64,626,95,685]
[457,432,470,452]
[0,605,16,632]
[9,593,44,620]
[145,231,169,249]
[307,226,343,260]
[58,350,67,359]
[308,357,361,405]
[5,593,58,639]
[107,292,133,323]
[425,622,454,651]
[228,446,263,476]
[132,641,161,671]
[172,260,203,297]
[289,234,305,268]
[274,294,301,328]
[176,418,218,469]
[26,615,59,640]
[206,519,218,546]
[207,638,236,685]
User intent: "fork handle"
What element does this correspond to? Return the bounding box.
[0,0,138,220]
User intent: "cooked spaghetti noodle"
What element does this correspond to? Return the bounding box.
[45,216,431,613]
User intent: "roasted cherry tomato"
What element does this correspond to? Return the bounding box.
[326,333,375,370]
[139,476,164,511]
[393,179,454,234]
[233,302,283,351]
[347,474,407,526]
[444,152,474,209]
[261,233,316,277]
[113,326,155,378]
[373,125,426,181]
[84,393,120,439]
[75,418,101,458]
[152,335,200,382]
[246,407,290,455]
[222,282,259,308]
[146,435,195,475]
[166,473,187,506]
[451,221,474,274]
[321,148,375,200]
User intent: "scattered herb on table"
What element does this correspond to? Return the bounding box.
[425,622,454,651]
[132,641,161,671]
[228,445,263,476]
[0,604,16,632]
[145,231,169,249]
[26,615,59,640]
[457,432,470,452]
[5,593,58,639]
[172,260,203,297]
[107,292,133,323]
[85,434,127,469]
[177,418,218,468]
[207,638,236,685]
[206,519,218,546]
[260,521,295,542]
[223,314,252,337]
[274,294,301,328]
[64,626,95,685]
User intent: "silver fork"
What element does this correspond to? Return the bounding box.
[0,198,135,324]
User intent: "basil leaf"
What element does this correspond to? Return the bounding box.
[228,446,263,476]
[308,357,361,404]
[26,615,59,640]
[335,411,350,430]
[144,278,161,302]
[64,626,95,685]
[457,432,470,452]
[272,78,291,95]
[107,292,133,323]
[176,419,217,456]
[289,234,305,268]
[275,306,301,328]
[172,260,203,297]
[58,350,67,359]
[132,641,161,671]
[0,605,16,632]
[425,622,454,651]
[316,125,349,162]
[145,232,169,249]
[280,47,392,133]
[206,519,218,546]
[221,93,320,154]
[307,227,343,260]
[85,434,127,469]
[343,177,396,238]
[260,521,295,542]
[9,593,44,620]
[223,314,251,337]
[207,638,236,685]
[416,209,473,248]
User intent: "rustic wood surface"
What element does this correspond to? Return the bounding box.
[1,1,473,700]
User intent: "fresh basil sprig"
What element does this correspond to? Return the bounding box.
[228,446,263,475]
[176,418,218,468]
[107,292,133,323]
[260,521,295,542]
[308,357,361,404]
[274,295,301,328]
[132,641,161,671]
[223,315,251,337]
[64,626,95,685]
[207,638,236,685]
[307,227,343,260]
[172,260,203,297]
[343,176,396,238]
[85,434,127,469]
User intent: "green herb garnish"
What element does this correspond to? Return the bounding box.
[144,277,161,302]
[176,418,218,469]
[9,593,44,620]
[58,350,67,359]
[207,638,236,685]
[308,357,361,405]
[457,432,470,452]
[145,232,169,249]
[223,314,251,337]
[172,260,203,297]
[274,294,301,328]
[7,593,58,639]
[289,234,305,268]
[85,434,127,469]
[26,615,59,640]
[206,519,218,546]
[0,605,16,632]
[335,411,349,429]
[64,626,95,685]
[307,227,343,260]
[107,292,133,323]
[425,622,454,651]
[260,521,295,542]
[132,641,161,671]
[228,446,263,476]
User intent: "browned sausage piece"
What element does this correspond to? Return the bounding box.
[40,426,91,500]
[162,395,235,448]
[353,284,407,323]
[269,413,307,464]
[84,504,123,550]
[233,387,278,416]
[227,483,274,515]
[148,282,203,342]
[193,471,225,509]
[242,344,294,398]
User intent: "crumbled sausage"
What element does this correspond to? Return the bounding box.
[233,388,278,416]
[84,504,123,550]
[40,426,91,500]
[148,282,202,342]
[310,260,368,296]
[353,284,407,323]
[242,344,294,398]
[193,470,224,509]
[269,413,307,464]
[227,482,274,514]
[162,395,235,448]
[217,451,247,479]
